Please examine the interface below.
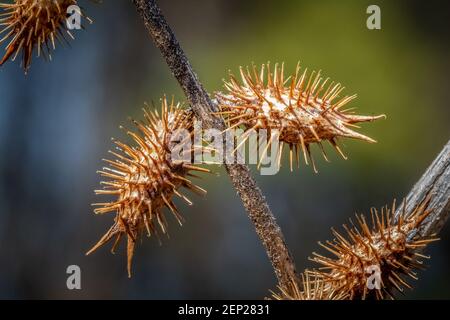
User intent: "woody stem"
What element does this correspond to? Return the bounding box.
[395,139,450,239]
[132,0,298,292]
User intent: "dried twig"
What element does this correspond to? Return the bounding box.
[132,0,298,290]
[395,139,450,240]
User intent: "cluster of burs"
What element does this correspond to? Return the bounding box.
[0,0,439,300]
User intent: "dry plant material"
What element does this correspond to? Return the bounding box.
[309,198,439,299]
[87,98,209,277]
[216,63,386,172]
[271,272,348,300]
[0,0,92,72]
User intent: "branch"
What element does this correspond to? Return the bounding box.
[395,139,450,240]
[132,0,298,291]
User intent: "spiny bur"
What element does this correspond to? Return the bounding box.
[271,272,348,300]
[0,0,93,72]
[309,198,438,299]
[87,98,209,277]
[215,62,385,172]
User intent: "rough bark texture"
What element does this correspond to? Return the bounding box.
[132,0,298,290]
[395,139,450,240]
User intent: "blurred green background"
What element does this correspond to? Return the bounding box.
[0,0,448,299]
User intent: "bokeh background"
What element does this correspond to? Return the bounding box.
[0,0,449,299]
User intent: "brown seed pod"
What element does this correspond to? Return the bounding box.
[0,0,93,72]
[309,198,438,299]
[215,63,386,172]
[87,98,209,277]
[271,272,348,300]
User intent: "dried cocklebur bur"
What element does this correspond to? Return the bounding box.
[308,196,438,299]
[0,0,95,73]
[87,97,210,277]
[215,62,386,172]
[270,271,348,300]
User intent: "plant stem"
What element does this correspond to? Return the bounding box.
[132,0,298,291]
[395,139,450,239]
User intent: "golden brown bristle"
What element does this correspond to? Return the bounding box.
[87,98,209,277]
[271,272,349,300]
[215,62,386,172]
[0,0,92,72]
[308,198,438,299]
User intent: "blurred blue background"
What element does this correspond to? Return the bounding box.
[0,0,449,299]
